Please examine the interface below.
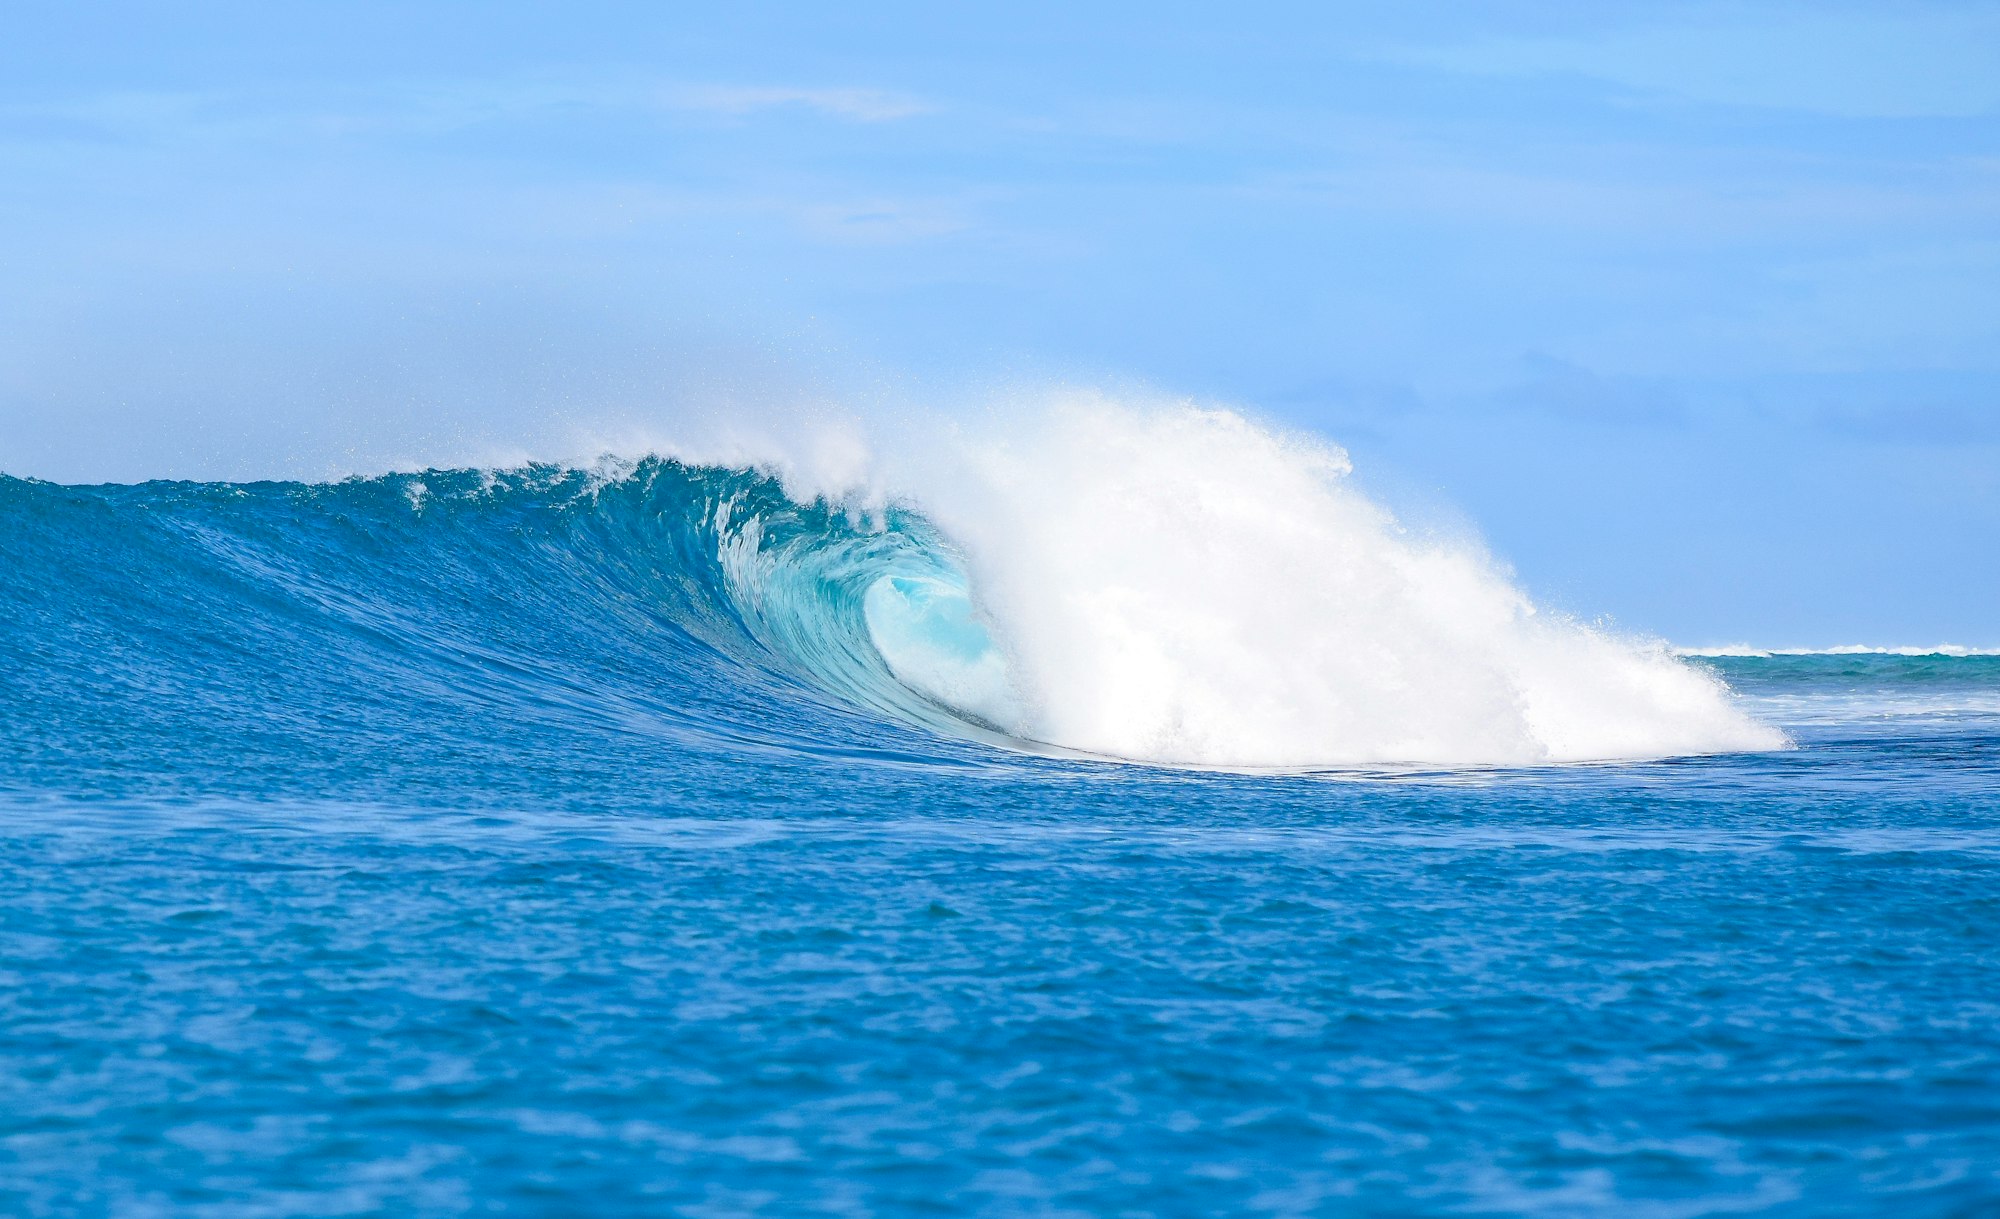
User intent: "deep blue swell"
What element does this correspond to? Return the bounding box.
[3,468,1999,1217]
[2,462,997,806]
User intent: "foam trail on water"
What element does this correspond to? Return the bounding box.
[661,392,1788,768]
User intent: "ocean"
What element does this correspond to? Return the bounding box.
[4,408,1997,1216]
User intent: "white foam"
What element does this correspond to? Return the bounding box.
[857,394,1787,767]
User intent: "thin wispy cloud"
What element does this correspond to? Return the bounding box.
[0,77,934,150]
[1383,8,2000,119]
[668,84,930,123]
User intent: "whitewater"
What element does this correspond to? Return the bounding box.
[854,399,1784,767]
[4,392,1997,1216]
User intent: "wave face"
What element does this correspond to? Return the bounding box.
[1,461,981,802]
[0,402,1785,780]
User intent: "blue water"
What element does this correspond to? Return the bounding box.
[4,465,1998,1217]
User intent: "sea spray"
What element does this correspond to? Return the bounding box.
[830,395,1788,766]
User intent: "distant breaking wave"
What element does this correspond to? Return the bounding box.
[0,397,1787,770]
[1680,645,2000,658]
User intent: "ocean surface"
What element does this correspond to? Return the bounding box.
[4,457,1997,1217]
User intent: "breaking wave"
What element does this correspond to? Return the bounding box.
[0,397,1786,772]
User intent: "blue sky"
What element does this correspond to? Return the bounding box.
[3,2,1996,644]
